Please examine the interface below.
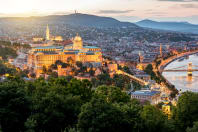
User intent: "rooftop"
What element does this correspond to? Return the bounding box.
[84,46,99,49]
[130,90,160,96]
[33,46,64,50]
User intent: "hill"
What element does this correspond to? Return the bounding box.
[136,19,198,34]
[0,13,137,28]
[39,13,138,28]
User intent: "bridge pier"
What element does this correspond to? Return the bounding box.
[188,71,192,76]
[188,62,192,76]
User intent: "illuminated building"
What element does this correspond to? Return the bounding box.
[136,64,144,71]
[50,36,63,41]
[162,102,171,119]
[33,25,63,42]
[107,63,118,77]
[130,90,161,104]
[28,32,102,77]
[33,37,44,42]
[137,52,144,70]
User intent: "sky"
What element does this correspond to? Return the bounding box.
[0,0,198,24]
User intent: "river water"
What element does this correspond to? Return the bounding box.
[162,54,198,92]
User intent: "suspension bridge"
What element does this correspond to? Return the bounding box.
[163,62,198,76]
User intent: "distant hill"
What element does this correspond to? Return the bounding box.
[26,13,138,28]
[136,19,198,34]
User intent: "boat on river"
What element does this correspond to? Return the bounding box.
[178,57,185,62]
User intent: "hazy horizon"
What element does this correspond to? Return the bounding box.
[0,0,198,24]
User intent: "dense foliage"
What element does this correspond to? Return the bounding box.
[0,77,197,132]
[0,41,30,60]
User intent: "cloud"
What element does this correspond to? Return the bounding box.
[180,3,198,8]
[98,10,134,14]
[158,0,198,2]
[0,13,6,16]
[146,11,167,17]
[145,9,153,11]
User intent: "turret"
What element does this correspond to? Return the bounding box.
[46,24,50,41]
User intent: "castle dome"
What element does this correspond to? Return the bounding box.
[73,33,83,50]
[74,34,82,41]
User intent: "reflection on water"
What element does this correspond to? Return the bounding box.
[162,54,198,92]
[187,76,192,83]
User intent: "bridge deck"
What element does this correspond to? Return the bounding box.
[164,69,198,72]
[117,70,149,86]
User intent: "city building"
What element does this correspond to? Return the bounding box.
[162,103,171,119]
[28,27,103,77]
[130,90,161,104]
[33,37,44,42]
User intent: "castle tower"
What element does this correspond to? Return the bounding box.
[46,24,50,41]
[73,33,83,50]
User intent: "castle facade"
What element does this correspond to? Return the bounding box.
[28,25,102,76]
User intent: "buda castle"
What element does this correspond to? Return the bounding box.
[28,25,103,76]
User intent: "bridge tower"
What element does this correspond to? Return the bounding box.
[188,62,193,76]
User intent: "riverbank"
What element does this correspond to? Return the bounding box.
[153,49,198,97]
[158,49,198,73]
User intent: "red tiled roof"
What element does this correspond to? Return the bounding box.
[61,40,73,45]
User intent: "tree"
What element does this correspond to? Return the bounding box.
[67,79,93,102]
[172,92,198,130]
[77,98,127,132]
[113,74,131,90]
[78,96,143,132]
[42,65,47,74]
[95,73,112,86]
[50,71,58,78]
[186,122,198,132]
[141,105,167,132]
[76,61,83,68]
[30,92,82,132]
[144,64,161,83]
[24,117,37,132]
[27,78,83,132]
[95,85,130,103]
[122,66,132,74]
[115,102,143,131]
[0,80,31,132]
[67,57,74,65]
[89,68,95,76]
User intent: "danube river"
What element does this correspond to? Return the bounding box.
[162,54,198,92]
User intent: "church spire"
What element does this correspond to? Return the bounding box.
[46,24,50,41]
